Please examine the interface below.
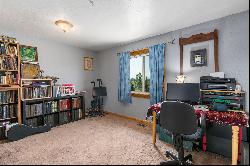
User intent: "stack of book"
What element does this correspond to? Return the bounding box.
[59,99,70,111]
[0,105,17,120]
[25,103,43,118]
[22,86,51,99]
[0,90,17,104]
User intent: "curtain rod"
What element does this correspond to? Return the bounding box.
[116,47,149,56]
[116,40,176,56]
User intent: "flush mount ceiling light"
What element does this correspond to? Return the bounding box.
[55,20,73,33]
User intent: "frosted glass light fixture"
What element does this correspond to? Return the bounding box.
[176,75,186,83]
[55,20,73,33]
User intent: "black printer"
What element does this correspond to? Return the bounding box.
[200,76,236,91]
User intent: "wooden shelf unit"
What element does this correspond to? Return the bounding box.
[0,38,21,127]
[20,79,53,101]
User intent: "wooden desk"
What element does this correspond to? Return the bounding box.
[151,111,246,165]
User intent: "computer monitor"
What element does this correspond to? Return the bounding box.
[166,83,200,104]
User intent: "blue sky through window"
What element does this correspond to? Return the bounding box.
[130,56,143,78]
[130,55,150,78]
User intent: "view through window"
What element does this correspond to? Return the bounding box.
[130,54,150,93]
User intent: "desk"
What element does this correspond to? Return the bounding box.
[148,103,249,165]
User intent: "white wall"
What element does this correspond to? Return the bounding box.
[95,11,249,119]
[0,29,97,108]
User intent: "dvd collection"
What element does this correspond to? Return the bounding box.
[72,98,81,109]
[0,73,18,85]
[72,109,83,120]
[0,105,17,120]
[25,103,43,118]
[44,101,58,114]
[22,86,51,99]
[23,97,83,127]
[59,99,71,111]
[0,90,17,104]
[44,114,59,127]
[59,111,71,124]
[26,117,44,127]
[0,56,18,71]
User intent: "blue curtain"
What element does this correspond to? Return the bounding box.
[118,52,132,104]
[149,43,166,105]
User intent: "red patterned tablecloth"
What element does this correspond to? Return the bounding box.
[148,103,249,127]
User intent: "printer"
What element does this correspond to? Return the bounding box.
[200,76,236,91]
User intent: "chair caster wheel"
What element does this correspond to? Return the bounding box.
[165,152,171,158]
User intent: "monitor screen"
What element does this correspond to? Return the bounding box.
[166,83,200,104]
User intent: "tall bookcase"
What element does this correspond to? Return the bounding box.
[0,38,21,124]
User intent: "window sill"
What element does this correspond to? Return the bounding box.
[131,92,150,99]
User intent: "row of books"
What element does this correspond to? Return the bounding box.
[0,42,18,57]
[0,90,18,104]
[59,99,71,111]
[72,109,83,121]
[25,103,43,118]
[25,109,83,127]
[26,118,43,127]
[0,105,17,120]
[44,101,58,115]
[0,74,18,85]
[72,98,81,109]
[0,56,18,70]
[22,86,51,99]
[44,114,59,127]
[59,111,71,124]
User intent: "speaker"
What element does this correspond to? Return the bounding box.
[206,123,232,157]
[240,142,249,165]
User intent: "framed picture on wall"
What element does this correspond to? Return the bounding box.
[84,57,93,71]
[21,63,40,79]
[190,48,208,67]
[20,45,38,62]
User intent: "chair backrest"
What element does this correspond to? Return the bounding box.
[160,101,197,135]
[93,87,107,97]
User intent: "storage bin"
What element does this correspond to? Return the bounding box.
[157,124,193,152]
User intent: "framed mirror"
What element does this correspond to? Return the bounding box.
[179,29,219,76]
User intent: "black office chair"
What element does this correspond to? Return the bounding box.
[159,101,198,165]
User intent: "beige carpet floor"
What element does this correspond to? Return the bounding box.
[0,114,230,165]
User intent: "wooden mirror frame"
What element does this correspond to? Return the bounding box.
[179,29,219,75]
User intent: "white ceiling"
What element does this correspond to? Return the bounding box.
[0,0,249,51]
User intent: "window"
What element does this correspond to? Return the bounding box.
[130,54,150,96]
